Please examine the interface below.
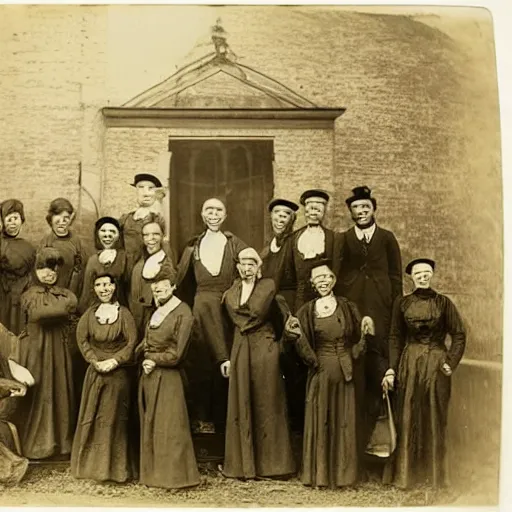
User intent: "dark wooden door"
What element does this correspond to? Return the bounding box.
[169,139,274,257]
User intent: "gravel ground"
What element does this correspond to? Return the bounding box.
[0,462,499,507]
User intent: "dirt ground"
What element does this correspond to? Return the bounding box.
[0,462,499,508]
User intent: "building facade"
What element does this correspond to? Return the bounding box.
[0,4,502,494]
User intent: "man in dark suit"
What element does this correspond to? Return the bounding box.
[336,186,403,476]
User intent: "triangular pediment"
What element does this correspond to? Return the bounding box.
[123,46,317,109]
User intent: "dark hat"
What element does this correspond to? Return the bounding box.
[95,216,121,232]
[268,198,299,213]
[1,199,25,223]
[299,189,330,206]
[345,186,377,209]
[130,173,162,188]
[405,258,436,275]
[35,247,64,271]
[309,257,333,275]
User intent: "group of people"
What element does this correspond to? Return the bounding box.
[0,174,467,493]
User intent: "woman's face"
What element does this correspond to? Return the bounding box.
[136,181,157,207]
[142,222,163,254]
[51,211,72,237]
[94,276,116,303]
[411,263,434,289]
[36,267,58,285]
[98,223,120,249]
[311,268,336,297]
[151,279,175,306]
[270,207,293,235]
[237,258,259,281]
[3,212,23,237]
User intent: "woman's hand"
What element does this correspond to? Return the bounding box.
[284,315,301,339]
[361,316,375,336]
[95,359,119,373]
[220,360,231,378]
[8,360,35,387]
[440,362,453,376]
[381,369,395,392]
[10,383,27,397]
[142,359,156,375]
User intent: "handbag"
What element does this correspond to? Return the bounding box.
[365,390,397,458]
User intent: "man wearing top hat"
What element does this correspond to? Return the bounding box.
[336,185,402,470]
[119,173,171,278]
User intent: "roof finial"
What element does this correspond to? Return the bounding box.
[211,18,229,57]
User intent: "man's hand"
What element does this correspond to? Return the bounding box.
[220,361,231,378]
[361,316,375,336]
[440,362,453,376]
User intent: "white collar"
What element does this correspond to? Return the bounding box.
[142,249,166,280]
[315,294,337,318]
[98,249,117,266]
[354,223,376,241]
[95,302,120,325]
[240,279,256,305]
[270,237,281,253]
[149,296,182,328]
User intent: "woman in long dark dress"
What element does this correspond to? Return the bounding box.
[39,198,87,297]
[78,217,128,314]
[222,247,296,480]
[15,247,78,460]
[71,273,137,483]
[284,260,372,488]
[129,213,175,338]
[137,266,200,490]
[381,258,466,489]
[0,200,36,334]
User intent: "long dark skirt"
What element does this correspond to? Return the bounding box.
[139,367,200,489]
[302,355,358,488]
[224,330,296,479]
[384,343,451,489]
[71,365,134,483]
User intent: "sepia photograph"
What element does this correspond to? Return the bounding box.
[0,1,505,509]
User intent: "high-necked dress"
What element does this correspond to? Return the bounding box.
[222,277,296,479]
[292,295,366,488]
[78,249,129,314]
[383,288,466,489]
[138,299,200,489]
[71,303,137,482]
[14,283,78,459]
[0,234,36,334]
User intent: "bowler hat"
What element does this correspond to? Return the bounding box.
[268,198,299,213]
[131,173,162,188]
[299,189,330,206]
[405,258,436,275]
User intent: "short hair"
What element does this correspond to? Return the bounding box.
[46,198,75,227]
